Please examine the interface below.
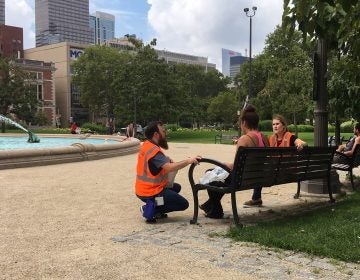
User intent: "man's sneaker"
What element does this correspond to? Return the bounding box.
[243,199,263,207]
[140,205,157,223]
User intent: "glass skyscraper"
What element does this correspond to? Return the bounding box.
[0,0,5,25]
[35,0,92,47]
[89,11,115,45]
[221,48,242,77]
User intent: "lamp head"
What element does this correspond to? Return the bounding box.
[252,6,257,11]
[244,8,249,12]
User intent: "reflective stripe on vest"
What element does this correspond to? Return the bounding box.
[137,145,167,183]
[269,132,292,147]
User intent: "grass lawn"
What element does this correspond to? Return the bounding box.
[226,191,360,263]
[166,129,353,146]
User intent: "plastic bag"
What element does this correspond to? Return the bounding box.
[199,166,229,184]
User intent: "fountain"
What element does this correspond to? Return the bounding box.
[0,114,40,143]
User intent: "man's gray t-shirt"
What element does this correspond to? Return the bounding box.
[148,152,169,176]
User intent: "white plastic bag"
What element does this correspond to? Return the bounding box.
[199,166,229,184]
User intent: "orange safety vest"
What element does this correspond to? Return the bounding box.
[135,140,168,197]
[269,131,293,147]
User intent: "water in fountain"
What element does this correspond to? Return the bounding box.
[0,114,40,143]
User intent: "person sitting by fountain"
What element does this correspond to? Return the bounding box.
[70,122,81,134]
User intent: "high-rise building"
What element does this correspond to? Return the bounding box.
[0,0,5,25]
[229,55,248,79]
[90,11,115,45]
[35,0,92,47]
[221,48,242,77]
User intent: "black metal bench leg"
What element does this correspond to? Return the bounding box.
[231,192,242,227]
[294,181,301,199]
[350,170,355,190]
[327,175,335,203]
[190,190,199,224]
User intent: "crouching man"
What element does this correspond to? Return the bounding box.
[135,121,201,223]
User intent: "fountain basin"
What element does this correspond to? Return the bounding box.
[0,134,140,170]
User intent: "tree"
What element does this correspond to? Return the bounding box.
[0,57,40,132]
[72,45,133,121]
[283,0,360,145]
[235,26,313,126]
[207,91,238,126]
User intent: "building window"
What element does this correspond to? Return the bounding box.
[37,84,43,100]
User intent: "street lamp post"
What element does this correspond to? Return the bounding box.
[244,6,257,99]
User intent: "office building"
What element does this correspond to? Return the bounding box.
[230,55,248,79]
[25,42,88,126]
[0,0,4,25]
[156,49,216,70]
[222,48,242,77]
[35,0,92,47]
[90,11,115,45]
[0,25,23,58]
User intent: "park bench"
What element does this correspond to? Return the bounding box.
[214,133,239,144]
[188,146,336,226]
[332,144,360,190]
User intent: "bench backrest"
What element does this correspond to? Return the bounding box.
[230,147,335,191]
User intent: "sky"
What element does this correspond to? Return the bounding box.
[5,0,284,71]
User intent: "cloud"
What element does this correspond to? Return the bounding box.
[6,0,35,49]
[147,0,283,71]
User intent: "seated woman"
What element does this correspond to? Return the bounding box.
[200,105,269,218]
[244,114,307,207]
[333,122,360,164]
[70,122,80,134]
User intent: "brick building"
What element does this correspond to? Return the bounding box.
[0,24,23,58]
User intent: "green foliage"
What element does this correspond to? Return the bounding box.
[258,120,273,131]
[227,191,360,262]
[81,122,107,134]
[207,91,238,125]
[72,44,229,127]
[340,120,355,133]
[165,123,179,132]
[33,111,49,126]
[283,0,360,59]
[235,26,313,123]
[328,124,335,133]
[288,124,314,132]
[0,57,41,131]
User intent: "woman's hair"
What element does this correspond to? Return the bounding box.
[240,104,259,130]
[145,121,163,139]
[273,114,288,132]
[355,122,360,131]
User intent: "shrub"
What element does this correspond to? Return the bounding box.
[165,123,179,132]
[288,124,314,132]
[340,120,354,133]
[258,120,272,131]
[81,122,107,134]
[328,124,335,133]
[33,111,49,126]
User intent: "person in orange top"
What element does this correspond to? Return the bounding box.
[244,114,307,207]
[135,121,201,223]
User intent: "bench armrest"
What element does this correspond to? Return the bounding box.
[188,158,231,189]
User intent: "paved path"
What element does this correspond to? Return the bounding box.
[0,143,359,279]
